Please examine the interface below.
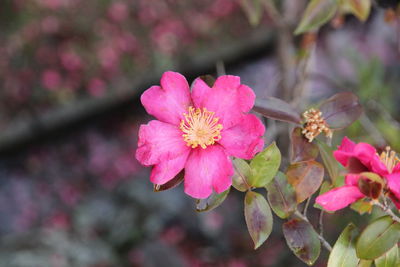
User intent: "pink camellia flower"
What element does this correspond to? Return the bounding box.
[135,71,265,199]
[316,137,400,211]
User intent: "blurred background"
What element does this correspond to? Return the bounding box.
[1,0,400,266]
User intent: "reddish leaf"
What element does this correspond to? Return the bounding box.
[154,171,184,192]
[291,127,319,163]
[283,218,321,265]
[266,172,297,219]
[232,158,251,192]
[286,161,324,203]
[244,191,273,249]
[319,92,363,130]
[253,97,301,124]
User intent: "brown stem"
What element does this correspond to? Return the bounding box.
[374,202,400,223]
[294,210,333,252]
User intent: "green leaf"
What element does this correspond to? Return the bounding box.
[291,127,319,163]
[240,0,264,26]
[317,139,341,184]
[295,0,338,35]
[283,218,321,265]
[313,180,334,212]
[286,160,324,203]
[328,223,359,267]
[196,188,230,212]
[244,191,273,249]
[350,199,373,215]
[357,260,372,267]
[341,0,371,22]
[375,244,399,267]
[359,172,385,185]
[319,92,363,130]
[232,158,251,192]
[253,97,301,124]
[249,142,281,187]
[266,172,297,219]
[356,216,400,260]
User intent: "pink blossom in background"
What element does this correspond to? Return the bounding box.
[136,71,265,199]
[41,16,60,34]
[108,2,129,23]
[316,137,400,211]
[60,51,83,72]
[41,69,62,90]
[87,78,106,97]
[209,0,236,18]
[151,20,190,54]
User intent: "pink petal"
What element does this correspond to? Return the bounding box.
[386,172,400,200]
[333,137,356,166]
[184,145,234,199]
[371,155,389,176]
[136,120,190,166]
[393,163,400,173]
[191,75,255,129]
[315,186,364,211]
[150,150,190,185]
[340,137,356,152]
[354,143,377,168]
[214,75,241,90]
[345,174,360,186]
[219,114,265,159]
[141,71,191,125]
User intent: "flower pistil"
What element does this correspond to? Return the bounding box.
[379,146,400,173]
[302,108,332,142]
[180,106,223,149]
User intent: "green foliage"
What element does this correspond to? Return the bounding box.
[375,244,399,267]
[339,0,372,21]
[328,223,359,267]
[249,142,281,188]
[356,216,400,260]
[295,0,338,35]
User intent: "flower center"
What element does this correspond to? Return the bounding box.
[302,108,332,142]
[180,106,223,149]
[379,146,400,173]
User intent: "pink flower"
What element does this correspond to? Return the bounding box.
[135,71,265,199]
[41,69,61,90]
[316,137,400,211]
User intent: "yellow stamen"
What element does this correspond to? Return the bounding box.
[302,108,333,142]
[180,106,223,149]
[379,146,400,173]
